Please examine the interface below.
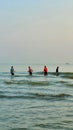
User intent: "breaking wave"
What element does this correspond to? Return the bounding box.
[0,93,72,100]
[4,80,50,86]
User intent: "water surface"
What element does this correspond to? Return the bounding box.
[0,64,73,130]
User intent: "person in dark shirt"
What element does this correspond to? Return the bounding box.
[10,66,15,76]
[28,66,33,75]
[56,66,59,75]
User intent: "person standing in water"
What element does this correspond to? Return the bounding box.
[28,66,33,75]
[43,66,48,76]
[56,66,59,75]
[10,66,15,76]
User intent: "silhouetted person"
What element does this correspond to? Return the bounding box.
[56,66,59,75]
[43,66,48,76]
[10,66,15,76]
[28,66,33,75]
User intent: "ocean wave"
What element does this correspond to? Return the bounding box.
[0,71,73,79]
[61,75,73,79]
[64,83,73,87]
[4,80,50,86]
[58,72,73,79]
[34,93,71,99]
[11,128,28,130]
[36,71,73,75]
[0,93,71,100]
[54,80,73,87]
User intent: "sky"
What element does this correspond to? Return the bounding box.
[0,0,73,64]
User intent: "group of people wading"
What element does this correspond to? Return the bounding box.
[10,66,59,76]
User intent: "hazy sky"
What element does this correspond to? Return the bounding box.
[0,0,73,64]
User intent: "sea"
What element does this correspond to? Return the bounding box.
[0,63,73,130]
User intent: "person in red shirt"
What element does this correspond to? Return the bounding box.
[28,66,33,75]
[43,66,48,75]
